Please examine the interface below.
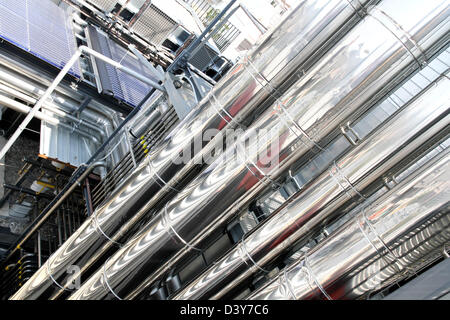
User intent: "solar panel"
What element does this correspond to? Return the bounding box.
[87,26,158,107]
[0,0,80,77]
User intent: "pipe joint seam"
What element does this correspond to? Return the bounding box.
[147,160,180,193]
[244,56,280,96]
[208,92,242,129]
[239,237,270,274]
[329,162,365,200]
[344,0,367,19]
[93,213,123,247]
[368,7,428,69]
[102,258,123,300]
[46,260,71,292]
[273,103,324,154]
[356,212,404,276]
[162,204,202,252]
[303,254,333,300]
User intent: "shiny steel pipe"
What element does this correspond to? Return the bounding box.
[12,0,372,300]
[174,72,450,299]
[0,66,116,133]
[129,100,169,139]
[68,0,449,300]
[0,83,106,138]
[0,93,100,145]
[247,149,450,300]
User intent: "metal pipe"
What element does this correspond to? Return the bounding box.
[5,160,106,250]
[128,45,165,83]
[0,46,149,168]
[173,72,450,300]
[247,149,450,300]
[0,83,106,138]
[129,102,168,139]
[239,4,267,34]
[37,231,41,269]
[14,0,374,300]
[2,184,55,200]
[0,93,101,144]
[0,66,118,139]
[2,85,156,292]
[68,0,449,300]
[83,178,94,217]
[0,49,84,161]
[0,45,164,161]
[82,46,166,92]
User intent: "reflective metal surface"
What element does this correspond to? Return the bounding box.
[11,0,371,300]
[247,149,450,300]
[129,99,169,139]
[68,0,449,300]
[173,72,450,299]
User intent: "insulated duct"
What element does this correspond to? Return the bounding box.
[67,0,449,300]
[247,149,450,300]
[11,0,372,299]
[174,71,450,299]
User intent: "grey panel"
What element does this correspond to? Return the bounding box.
[131,4,177,45]
[384,259,450,300]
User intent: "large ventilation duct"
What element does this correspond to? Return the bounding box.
[173,72,450,299]
[11,0,371,300]
[66,0,449,300]
[247,149,450,300]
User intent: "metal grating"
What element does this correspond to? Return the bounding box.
[0,0,80,77]
[89,26,158,107]
[131,3,178,45]
[85,0,118,12]
[189,42,220,71]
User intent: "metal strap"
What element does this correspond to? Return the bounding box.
[208,91,240,127]
[248,59,323,155]
[162,204,202,252]
[274,103,323,153]
[92,213,123,247]
[361,212,409,274]
[282,267,297,299]
[102,258,123,300]
[245,57,276,92]
[329,161,366,200]
[233,140,277,187]
[369,7,427,69]
[303,254,333,300]
[240,237,269,273]
[356,213,402,276]
[148,159,179,192]
[343,0,366,18]
[46,259,69,291]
